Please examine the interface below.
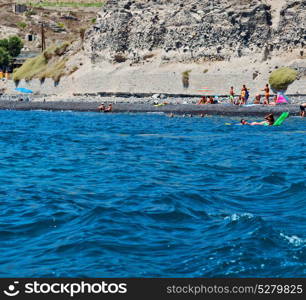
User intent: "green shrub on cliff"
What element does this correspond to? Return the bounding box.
[40,58,67,83]
[13,54,47,81]
[182,70,191,89]
[54,42,71,56]
[269,67,298,91]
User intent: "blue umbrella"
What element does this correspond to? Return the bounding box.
[15,87,33,94]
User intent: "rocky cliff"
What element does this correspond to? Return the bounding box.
[86,0,305,64]
[8,0,306,96]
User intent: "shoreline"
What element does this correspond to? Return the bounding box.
[0,100,301,117]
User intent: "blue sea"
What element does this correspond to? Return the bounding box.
[0,110,305,278]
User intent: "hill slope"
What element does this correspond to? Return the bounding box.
[4,0,306,96]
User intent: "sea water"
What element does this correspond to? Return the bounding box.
[0,110,305,277]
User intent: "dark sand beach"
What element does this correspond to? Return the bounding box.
[0,100,301,117]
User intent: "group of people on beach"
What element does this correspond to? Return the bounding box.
[229,85,251,105]
[96,86,306,119]
[233,84,283,105]
[197,84,288,106]
[197,96,217,105]
[230,84,280,105]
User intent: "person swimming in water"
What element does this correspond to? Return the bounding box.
[241,113,275,126]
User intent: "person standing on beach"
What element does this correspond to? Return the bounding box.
[229,86,235,103]
[300,103,306,117]
[240,85,247,105]
[262,84,270,105]
[244,85,250,103]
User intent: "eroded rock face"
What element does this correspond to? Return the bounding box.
[85,0,305,63]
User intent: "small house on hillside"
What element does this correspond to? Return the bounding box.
[12,4,28,14]
[26,33,37,42]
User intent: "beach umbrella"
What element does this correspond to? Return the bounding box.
[15,87,33,94]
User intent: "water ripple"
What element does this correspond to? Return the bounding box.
[0,111,305,277]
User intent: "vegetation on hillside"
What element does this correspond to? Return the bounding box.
[0,47,10,69]
[13,41,75,83]
[269,67,298,91]
[16,22,27,30]
[0,36,23,70]
[27,1,105,8]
